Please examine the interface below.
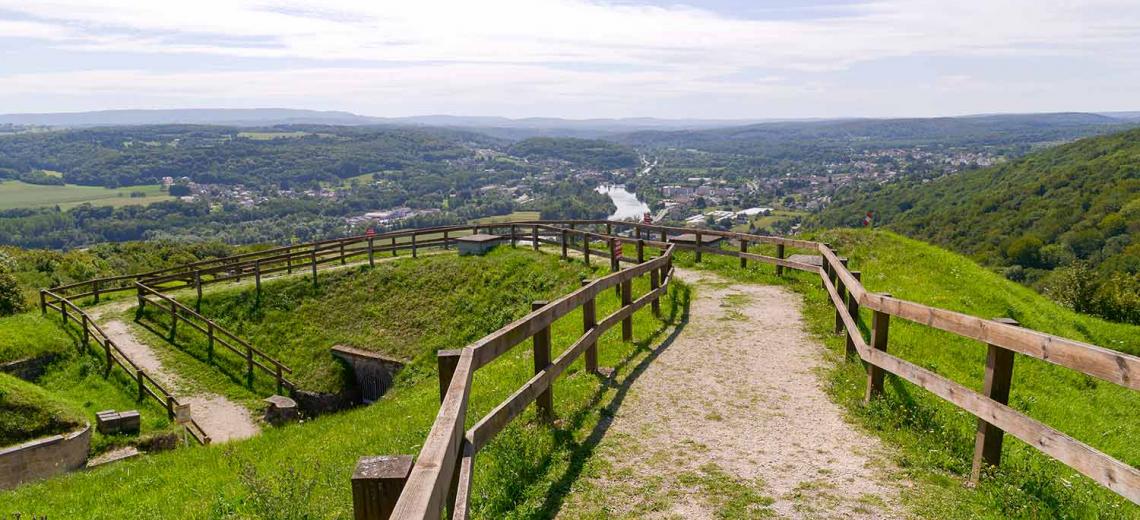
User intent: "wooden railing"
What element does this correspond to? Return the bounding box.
[38,290,211,444]
[37,218,1140,509]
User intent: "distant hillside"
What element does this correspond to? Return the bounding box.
[507,137,639,170]
[818,127,1140,323]
[0,108,381,127]
[613,113,1135,158]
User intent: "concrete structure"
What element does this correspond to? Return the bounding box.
[0,423,91,490]
[96,410,141,435]
[456,234,502,256]
[330,345,405,403]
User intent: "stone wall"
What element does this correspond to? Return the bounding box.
[0,354,58,381]
[0,423,91,491]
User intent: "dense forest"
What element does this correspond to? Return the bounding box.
[818,127,1140,323]
[508,137,639,170]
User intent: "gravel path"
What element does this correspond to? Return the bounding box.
[90,304,260,443]
[563,268,905,519]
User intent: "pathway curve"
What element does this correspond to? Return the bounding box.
[562,268,905,519]
[88,301,260,443]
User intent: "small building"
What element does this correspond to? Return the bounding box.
[669,233,725,249]
[456,234,503,256]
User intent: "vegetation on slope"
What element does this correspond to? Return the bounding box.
[508,137,640,170]
[678,230,1139,519]
[0,372,85,446]
[0,248,688,519]
[0,313,74,362]
[819,127,1140,324]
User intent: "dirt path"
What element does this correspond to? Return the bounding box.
[89,304,260,443]
[562,269,905,519]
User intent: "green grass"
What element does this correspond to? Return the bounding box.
[0,372,85,446]
[0,248,688,519]
[0,181,174,211]
[677,229,1140,519]
[0,313,75,363]
[473,211,542,224]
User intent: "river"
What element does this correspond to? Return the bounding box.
[596,184,650,221]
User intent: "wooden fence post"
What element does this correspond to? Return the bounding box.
[340,242,347,265]
[169,299,177,340]
[443,230,449,250]
[207,322,215,362]
[391,236,397,257]
[605,222,612,236]
[834,259,848,334]
[650,267,660,317]
[351,455,413,520]
[532,301,554,422]
[40,290,46,315]
[561,229,568,259]
[510,224,517,248]
[61,298,68,324]
[368,238,375,267]
[166,396,175,420]
[864,295,891,404]
[93,280,101,304]
[635,226,641,239]
[610,239,621,297]
[254,260,262,300]
[636,239,645,264]
[971,318,1020,483]
[695,232,703,263]
[311,246,319,287]
[437,349,461,403]
[411,233,418,258]
[246,345,254,383]
[583,234,591,266]
[287,247,294,274]
[621,276,633,342]
[104,341,112,377]
[846,271,861,360]
[136,370,145,401]
[532,225,540,251]
[776,243,785,276]
[582,280,598,374]
[195,271,203,312]
[740,239,748,268]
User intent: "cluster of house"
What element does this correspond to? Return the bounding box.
[345,207,442,227]
[683,207,773,226]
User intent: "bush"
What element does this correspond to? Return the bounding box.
[1003,264,1026,282]
[1006,236,1044,268]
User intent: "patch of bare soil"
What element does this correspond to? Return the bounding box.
[564,268,905,519]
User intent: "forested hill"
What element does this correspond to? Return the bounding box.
[612,113,1133,158]
[0,125,503,188]
[507,137,639,170]
[818,127,1140,323]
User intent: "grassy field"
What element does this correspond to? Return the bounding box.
[0,372,85,446]
[236,131,314,140]
[675,229,1140,519]
[0,181,174,211]
[473,211,542,224]
[0,247,689,519]
[0,313,76,363]
[732,209,807,232]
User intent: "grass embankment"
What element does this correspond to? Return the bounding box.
[1,247,689,519]
[0,313,173,451]
[0,180,173,211]
[0,373,85,446]
[677,229,1140,519]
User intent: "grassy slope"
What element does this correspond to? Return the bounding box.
[677,230,1140,519]
[0,313,75,363]
[0,247,688,519]
[0,372,85,446]
[0,180,173,211]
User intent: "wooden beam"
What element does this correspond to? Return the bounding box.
[972,317,1019,483]
[352,455,413,520]
[532,301,554,423]
[865,299,890,404]
[582,280,598,374]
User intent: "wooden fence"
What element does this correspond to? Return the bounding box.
[39,290,211,444]
[38,219,1140,510]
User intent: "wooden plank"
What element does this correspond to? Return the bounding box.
[972,318,1019,482]
[391,349,474,520]
[532,301,554,422]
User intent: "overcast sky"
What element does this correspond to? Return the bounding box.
[1,0,1138,119]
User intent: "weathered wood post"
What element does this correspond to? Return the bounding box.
[104,341,112,377]
[834,258,848,334]
[532,300,554,422]
[582,280,598,374]
[636,239,645,264]
[310,245,319,286]
[137,370,145,401]
[340,241,347,265]
[610,239,621,297]
[61,297,68,324]
[846,271,861,360]
[583,233,591,266]
[864,294,891,404]
[971,317,1020,483]
[411,233,418,258]
[287,247,294,274]
[207,322,215,362]
[246,345,255,383]
[40,290,46,315]
[169,298,178,340]
[532,225,540,251]
[81,314,90,350]
[93,280,101,304]
[351,455,413,520]
[650,266,661,317]
[437,349,461,403]
[776,243,785,276]
[166,396,175,420]
[740,239,748,268]
[195,271,203,312]
[605,222,612,236]
[694,231,703,263]
[391,236,397,257]
[635,226,641,239]
[443,230,450,250]
[621,274,633,342]
[510,224,518,248]
[561,229,568,259]
[254,260,262,301]
[368,237,375,267]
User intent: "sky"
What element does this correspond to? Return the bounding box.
[1,0,1139,119]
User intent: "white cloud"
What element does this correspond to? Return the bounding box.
[0,0,1138,116]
